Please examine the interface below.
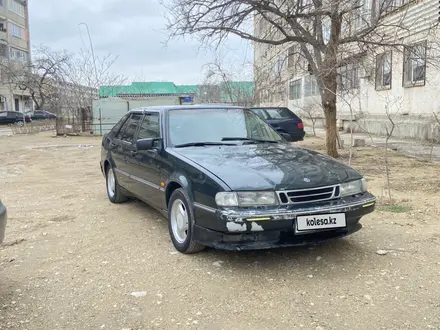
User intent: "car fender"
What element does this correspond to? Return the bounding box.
[166,172,194,202]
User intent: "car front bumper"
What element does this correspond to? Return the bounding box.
[0,201,7,244]
[193,193,376,251]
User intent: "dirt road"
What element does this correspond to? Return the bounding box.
[1,132,439,330]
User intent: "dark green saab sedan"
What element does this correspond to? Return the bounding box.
[100,105,376,253]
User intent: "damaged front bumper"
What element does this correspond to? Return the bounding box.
[193,192,376,251]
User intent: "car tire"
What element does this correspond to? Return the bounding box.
[106,166,127,204]
[16,121,24,126]
[168,188,205,254]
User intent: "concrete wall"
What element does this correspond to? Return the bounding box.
[303,115,440,143]
[351,116,440,142]
[92,96,182,135]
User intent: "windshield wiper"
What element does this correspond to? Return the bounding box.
[221,137,278,144]
[174,142,237,148]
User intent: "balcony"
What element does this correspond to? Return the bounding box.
[0,17,6,40]
[9,36,27,50]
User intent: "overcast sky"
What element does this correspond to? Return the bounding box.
[28,0,253,85]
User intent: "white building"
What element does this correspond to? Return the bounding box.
[0,0,31,113]
[254,0,440,140]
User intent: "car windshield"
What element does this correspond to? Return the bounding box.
[168,108,283,146]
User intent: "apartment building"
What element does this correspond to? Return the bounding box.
[0,0,31,113]
[254,0,440,140]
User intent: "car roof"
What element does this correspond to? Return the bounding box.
[128,104,247,114]
[249,106,288,109]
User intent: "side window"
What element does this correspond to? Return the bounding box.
[116,114,142,143]
[111,113,130,135]
[137,113,160,140]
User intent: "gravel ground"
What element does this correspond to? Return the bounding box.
[0,132,440,330]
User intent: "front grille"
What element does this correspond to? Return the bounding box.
[277,185,340,205]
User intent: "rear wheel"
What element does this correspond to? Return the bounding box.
[106,166,127,203]
[168,189,205,254]
[16,120,24,126]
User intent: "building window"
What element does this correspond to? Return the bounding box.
[355,0,373,30]
[403,41,426,87]
[8,0,25,17]
[338,65,359,90]
[375,51,392,90]
[375,0,412,16]
[9,22,25,39]
[304,75,319,97]
[287,46,295,68]
[9,47,27,62]
[0,43,7,57]
[289,79,302,100]
[0,0,3,7]
[273,57,284,77]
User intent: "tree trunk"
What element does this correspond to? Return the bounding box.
[321,75,339,158]
[323,98,338,158]
[319,11,342,158]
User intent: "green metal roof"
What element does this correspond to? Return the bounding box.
[219,81,254,103]
[176,85,200,93]
[99,81,253,101]
[100,82,187,97]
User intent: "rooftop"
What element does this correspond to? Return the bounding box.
[129,104,247,113]
[99,81,254,102]
[100,82,199,98]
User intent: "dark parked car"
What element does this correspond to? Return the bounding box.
[250,107,305,142]
[0,111,32,126]
[100,105,376,253]
[26,110,57,121]
[0,200,7,244]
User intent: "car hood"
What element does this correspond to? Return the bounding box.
[172,143,362,191]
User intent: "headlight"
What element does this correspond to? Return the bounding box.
[340,178,367,197]
[215,191,277,207]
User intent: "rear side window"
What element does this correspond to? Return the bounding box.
[116,113,142,143]
[265,108,296,119]
[137,113,160,139]
[251,108,270,120]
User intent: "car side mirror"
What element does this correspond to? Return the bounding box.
[136,138,156,150]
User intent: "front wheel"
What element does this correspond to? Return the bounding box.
[106,166,127,203]
[168,188,205,254]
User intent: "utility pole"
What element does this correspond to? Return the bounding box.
[78,22,98,85]
[78,22,98,131]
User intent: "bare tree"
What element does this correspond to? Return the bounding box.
[58,49,126,115]
[2,45,70,110]
[429,111,440,160]
[163,0,440,157]
[199,52,255,106]
[298,101,323,137]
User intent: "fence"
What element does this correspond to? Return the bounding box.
[9,120,56,135]
[55,107,94,135]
